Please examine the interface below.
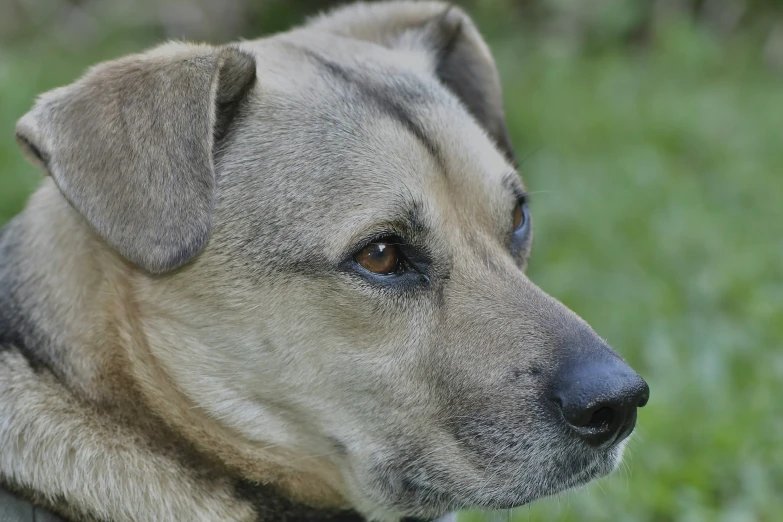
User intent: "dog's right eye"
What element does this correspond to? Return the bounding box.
[512,198,530,233]
[354,241,403,275]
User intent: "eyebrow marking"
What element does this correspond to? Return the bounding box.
[299,48,447,172]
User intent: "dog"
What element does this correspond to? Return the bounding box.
[0,2,650,521]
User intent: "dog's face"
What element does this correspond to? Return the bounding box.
[15,2,648,519]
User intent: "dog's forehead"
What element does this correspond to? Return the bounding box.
[227,33,519,255]
[238,31,513,178]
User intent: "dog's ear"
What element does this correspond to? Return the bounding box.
[309,1,515,164]
[15,43,256,274]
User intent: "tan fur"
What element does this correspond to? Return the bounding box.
[0,3,646,521]
[1,184,349,519]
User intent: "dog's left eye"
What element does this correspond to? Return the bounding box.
[354,241,403,275]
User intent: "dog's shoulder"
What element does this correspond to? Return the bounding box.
[0,217,372,522]
[0,221,52,373]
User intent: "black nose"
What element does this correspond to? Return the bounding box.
[553,354,649,448]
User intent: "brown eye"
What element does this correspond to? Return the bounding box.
[354,242,402,275]
[513,202,526,231]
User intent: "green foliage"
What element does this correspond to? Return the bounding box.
[0,8,781,522]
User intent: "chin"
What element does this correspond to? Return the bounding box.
[386,440,632,520]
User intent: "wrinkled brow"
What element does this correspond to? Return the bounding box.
[298,47,447,174]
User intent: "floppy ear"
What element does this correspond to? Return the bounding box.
[308,1,516,164]
[15,43,256,274]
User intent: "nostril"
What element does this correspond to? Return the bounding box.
[559,402,628,448]
[584,407,614,432]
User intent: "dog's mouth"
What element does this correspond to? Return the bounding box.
[377,438,624,518]
[351,367,646,520]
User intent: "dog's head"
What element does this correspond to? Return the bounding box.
[15,2,648,519]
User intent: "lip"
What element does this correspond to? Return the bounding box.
[387,447,617,518]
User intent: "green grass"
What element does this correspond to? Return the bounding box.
[1,18,782,522]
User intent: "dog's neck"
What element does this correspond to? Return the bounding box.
[0,182,422,522]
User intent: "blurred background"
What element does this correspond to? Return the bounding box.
[1,0,782,520]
